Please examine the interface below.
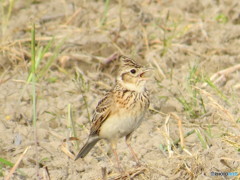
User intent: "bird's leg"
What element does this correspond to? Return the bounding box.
[111,142,132,179]
[125,134,141,166]
[110,142,123,173]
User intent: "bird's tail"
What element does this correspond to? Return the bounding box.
[75,136,100,160]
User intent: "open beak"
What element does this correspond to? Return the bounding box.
[139,68,152,79]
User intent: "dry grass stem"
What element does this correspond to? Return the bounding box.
[4,146,31,180]
[107,167,147,180]
[171,113,185,149]
[152,58,166,79]
[194,86,239,128]
[202,64,240,87]
[163,114,173,157]
[61,137,78,160]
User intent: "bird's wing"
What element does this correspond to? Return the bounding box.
[90,92,114,135]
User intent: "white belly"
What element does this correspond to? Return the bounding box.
[99,110,145,140]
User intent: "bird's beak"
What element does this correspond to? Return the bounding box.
[139,68,152,79]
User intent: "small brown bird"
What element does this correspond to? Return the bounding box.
[75,55,150,171]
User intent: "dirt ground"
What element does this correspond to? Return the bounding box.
[0,0,240,179]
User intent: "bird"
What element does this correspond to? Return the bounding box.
[75,55,151,171]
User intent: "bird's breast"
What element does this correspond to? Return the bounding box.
[99,91,149,141]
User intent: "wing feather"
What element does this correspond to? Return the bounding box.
[90,92,114,135]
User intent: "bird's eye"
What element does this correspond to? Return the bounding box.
[130,69,136,74]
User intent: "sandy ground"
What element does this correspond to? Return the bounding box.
[0,0,240,179]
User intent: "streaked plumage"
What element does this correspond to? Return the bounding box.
[75,55,150,170]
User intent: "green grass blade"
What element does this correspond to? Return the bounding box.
[0,157,26,177]
[204,78,229,103]
[38,39,63,78]
[195,129,209,149]
[101,0,110,25]
[27,38,54,82]
[0,157,14,167]
[31,23,39,177]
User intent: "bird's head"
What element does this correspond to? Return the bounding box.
[117,56,151,92]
